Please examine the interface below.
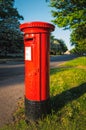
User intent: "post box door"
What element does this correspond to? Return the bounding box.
[24,33,41,101]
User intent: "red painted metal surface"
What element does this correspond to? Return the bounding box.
[20,21,55,101]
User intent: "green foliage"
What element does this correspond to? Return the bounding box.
[0,0,23,19]
[71,24,86,45]
[72,43,86,55]
[1,57,86,130]
[70,24,86,55]
[50,0,86,29]
[50,0,86,55]
[50,35,68,55]
[0,0,24,56]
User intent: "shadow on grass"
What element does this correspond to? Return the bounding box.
[51,82,86,112]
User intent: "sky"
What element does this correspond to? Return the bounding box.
[15,0,73,50]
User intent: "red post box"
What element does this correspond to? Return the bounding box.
[20,21,55,121]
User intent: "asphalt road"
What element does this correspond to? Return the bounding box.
[0,54,78,128]
[0,54,78,81]
[0,63,24,81]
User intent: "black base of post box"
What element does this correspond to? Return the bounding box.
[25,97,51,122]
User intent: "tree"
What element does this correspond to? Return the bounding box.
[50,35,68,55]
[50,0,86,29]
[50,0,86,54]
[0,0,24,56]
[71,23,86,55]
[57,39,68,54]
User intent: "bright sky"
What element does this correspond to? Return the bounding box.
[15,0,73,50]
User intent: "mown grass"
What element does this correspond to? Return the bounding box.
[0,56,86,130]
[62,56,86,67]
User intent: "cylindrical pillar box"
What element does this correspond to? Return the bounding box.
[20,21,55,121]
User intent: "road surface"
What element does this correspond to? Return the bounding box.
[0,54,78,128]
[0,54,77,81]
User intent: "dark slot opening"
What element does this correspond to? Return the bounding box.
[25,38,33,41]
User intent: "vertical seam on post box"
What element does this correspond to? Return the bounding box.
[39,33,42,101]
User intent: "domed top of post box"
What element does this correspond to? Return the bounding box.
[20,21,55,33]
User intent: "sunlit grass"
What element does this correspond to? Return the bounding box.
[50,67,86,96]
[0,56,86,130]
[62,56,86,67]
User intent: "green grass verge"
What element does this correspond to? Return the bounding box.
[62,56,86,67]
[0,56,86,130]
